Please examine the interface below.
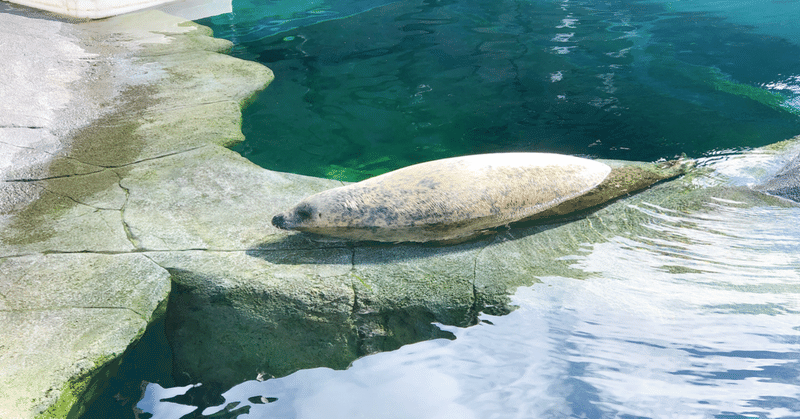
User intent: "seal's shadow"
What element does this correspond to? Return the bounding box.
[246,210,595,265]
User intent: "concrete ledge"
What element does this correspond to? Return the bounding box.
[0,9,273,418]
[4,0,176,19]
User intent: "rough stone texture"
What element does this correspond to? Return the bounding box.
[148,249,357,384]
[120,146,341,251]
[0,12,95,233]
[0,9,273,419]
[0,254,170,419]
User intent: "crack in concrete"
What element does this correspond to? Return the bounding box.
[139,252,161,267]
[147,99,241,113]
[0,139,49,152]
[39,184,120,212]
[139,251,176,292]
[469,235,498,319]
[347,246,376,357]
[3,146,209,183]
[4,168,107,183]
[104,145,209,170]
[0,125,48,130]
[116,170,140,250]
[3,243,494,260]
[349,246,359,315]
[0,305,146,318]
[0,139,107,180]
[1,252,171,322]
[250,242,354,252]
[0,248,294,259]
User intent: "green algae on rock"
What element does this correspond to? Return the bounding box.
[0,9,273,419]
[0,253,170,419]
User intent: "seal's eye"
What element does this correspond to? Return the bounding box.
[295,204,313,221]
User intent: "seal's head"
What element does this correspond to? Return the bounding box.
[271,202,320,231]
[271,186,395,240]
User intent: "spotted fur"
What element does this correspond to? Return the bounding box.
[272,153,611,242]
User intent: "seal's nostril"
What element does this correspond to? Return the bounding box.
[272,214,285,229]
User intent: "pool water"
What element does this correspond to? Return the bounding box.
[83,0,800,418]
[123,152,800,419]
[198,0,800,181]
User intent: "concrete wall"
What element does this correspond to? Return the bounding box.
[3,0,231,19]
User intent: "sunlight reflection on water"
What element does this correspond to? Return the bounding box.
[138,174,800,418]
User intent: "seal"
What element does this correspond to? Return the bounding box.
[271,152,612,243]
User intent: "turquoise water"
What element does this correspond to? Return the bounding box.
[199,0,800,181]
[82,1,800,418]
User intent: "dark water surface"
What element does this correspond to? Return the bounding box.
[199,0,800,180]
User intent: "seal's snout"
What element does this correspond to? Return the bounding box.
[272,214,287,230]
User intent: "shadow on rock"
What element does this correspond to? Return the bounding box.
[245,234,490,264]
[246,220,576,265]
